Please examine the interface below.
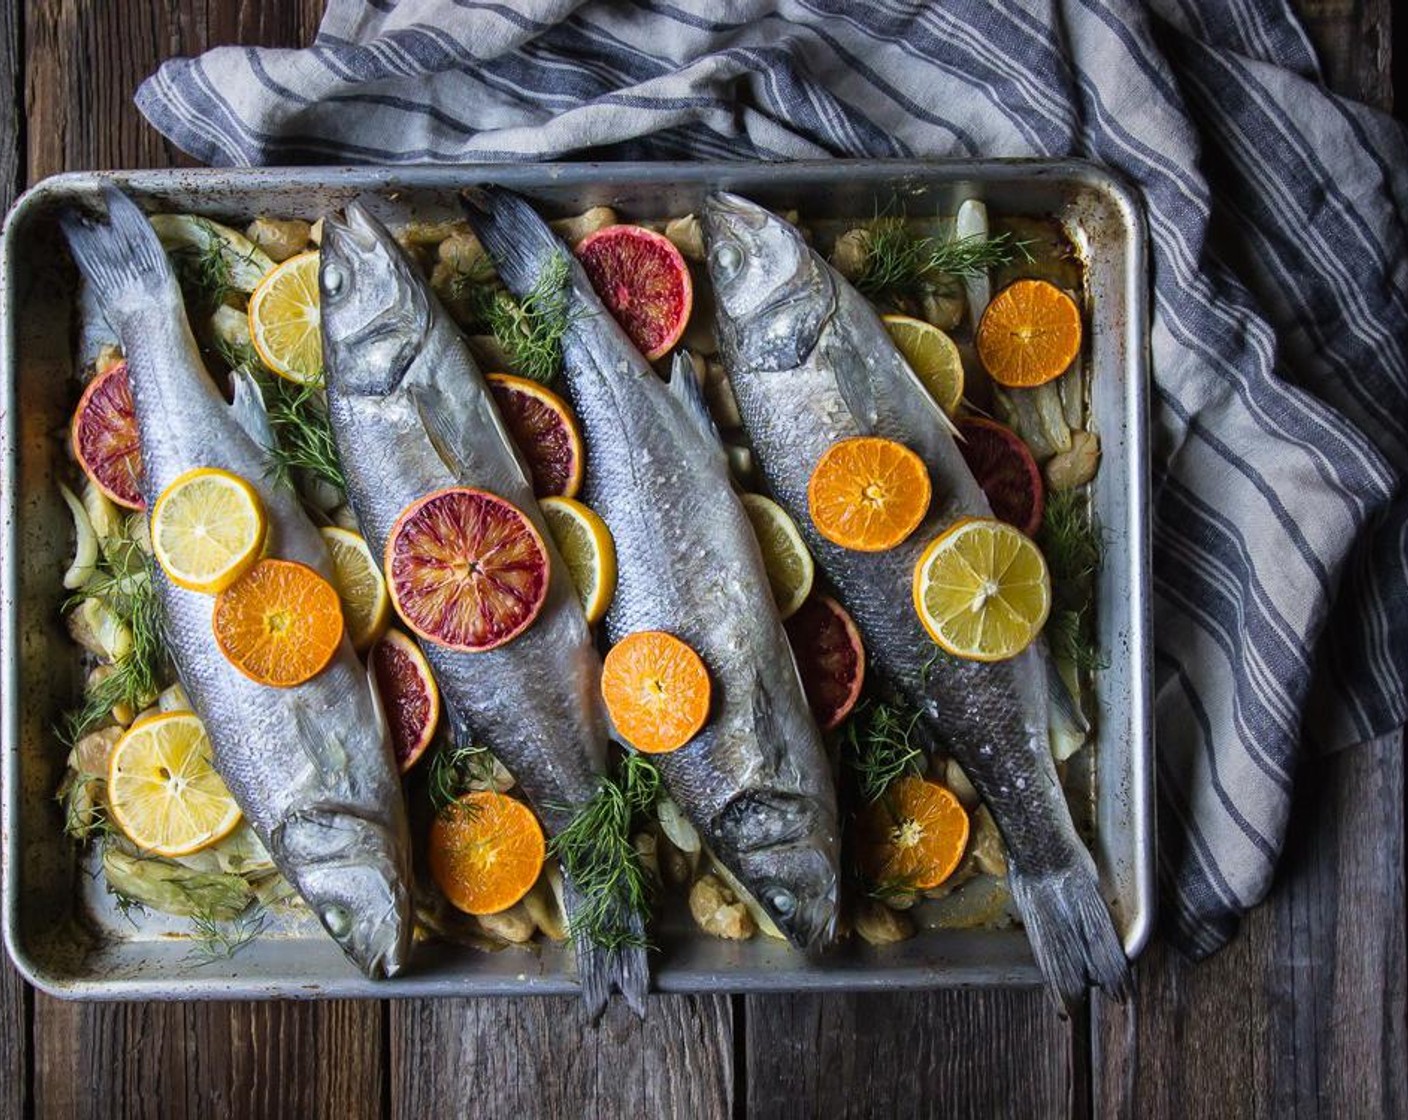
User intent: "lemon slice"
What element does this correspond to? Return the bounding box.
[740,492,814,620]
[321,526,391,652]
[248,250,322,384]
[912,517,1051,661]
[539,496,617,625]
[107,712,243,857]
[882,314,965,416]
[151,467,266,593]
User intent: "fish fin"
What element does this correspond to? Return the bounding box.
[228,367,277,454]
[60,188,176,323]
[1046,651,1091,736]
[289,695,350,782]
[1008,857,1131,1014]
[406,377,535,491]
[460,186,566,303]
[666,351,727,456]
[563,879,649,1020]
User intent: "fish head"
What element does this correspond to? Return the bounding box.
[318,201,432,396]
[276,808,413,979]
[710,789,840,950]
[701,192,834,373]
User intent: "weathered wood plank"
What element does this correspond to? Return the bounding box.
[745,989,1075,1119]
[389,995,733,1120]
[33,996,385,1120]
[1095,735,1407,1120]
[1295,0,1394,110]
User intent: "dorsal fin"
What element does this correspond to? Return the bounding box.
[229,368,277,454]
[666,352,725,454]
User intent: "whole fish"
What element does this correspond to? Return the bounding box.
[60,189,412,978]
[701,192,1130,1008]
[317,202,647,1016]
[463,187,841,949]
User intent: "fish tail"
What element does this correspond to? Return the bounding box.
[1008,857,1132,1013]
[563,880,649,1020]
[59,188,174,323]
[459,186,564,302]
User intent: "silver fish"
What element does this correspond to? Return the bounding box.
[60,189,412,978]
[317,202,647,1016]
[701,192,1130,1008]
[463,187,841,949]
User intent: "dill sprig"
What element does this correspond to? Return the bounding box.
[472,253,576,384]
[257,374,346,494]
[61,547,165,745]
[186,901,269,964]
[547,752,660,952]
[427,738,496,818]
[854,217,1030,306]
[1039,489,1106,672]
[170,218,258,312]
[842,701,925,804]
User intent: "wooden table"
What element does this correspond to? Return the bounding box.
[0,2,1401,1116]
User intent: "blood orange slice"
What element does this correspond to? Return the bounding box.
[371,629,440,772]
[385,487,550,653]
[486,373,585,498]
[71,362,144,510]
[575,225,693,359]
[783,594,865,731]
[956,417,1045,537]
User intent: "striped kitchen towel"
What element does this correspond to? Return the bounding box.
[136,0,1408,959]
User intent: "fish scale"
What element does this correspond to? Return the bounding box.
[701,191,1130,1009]
[59,188,413,979]
[463,186,841,950]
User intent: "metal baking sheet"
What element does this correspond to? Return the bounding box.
[1,160,1152,1000]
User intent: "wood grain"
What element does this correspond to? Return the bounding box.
[389,995,733,1120]
[1296,0,1394,109]
[1094,735,1407,1120]
[33,996,384,1120]
[744,989,1077,1119]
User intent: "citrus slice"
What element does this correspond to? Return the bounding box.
[740,492,814,621]
[428,790,546,915]
[538,496,617,625]
[575,225,694,359]
[213,558,345,687]
[321,526,391,652]
[248,250,323,384]
[151,467,266,594]
[71,362,144,510]
[807,436,932,552]
[783,594,865,731]
[975,278,1082,388]
[385,487,550,653]
[106,711,243,857]
[882,314,964,415]
[856,776,969,890]
[486,373,585,498]
[371,629,440,772]
[602,631,711,754]
[956,417,1045,537]
[912,517,1051,662]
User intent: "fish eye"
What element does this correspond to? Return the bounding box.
[323,263,346,296]
[321,903,351,937]
[712,242,743,278]
[765,886,797,917]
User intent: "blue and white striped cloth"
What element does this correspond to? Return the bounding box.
[136,0,1407,959]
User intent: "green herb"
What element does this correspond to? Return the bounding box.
[212,333,260,374]
[256,374,346,494]
[547,753,660,952]
[472,253,576,384]
[61,548,165,745]
[447,254,498,306]
[866,871,923,903]
[842,701,925,804]
[427,739,496,818]
[1046,606,1108,673]
[110,886,148,926]
[854,216,1030,307]
[186,901,268,964]
[920,643,961,685]
[1038,489,1107,675]
[170,218,259,312]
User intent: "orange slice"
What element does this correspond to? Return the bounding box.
[213,558,345,688]
[975,278,1082,388]
[806,436,932,552]
[602,631,711,754]
[428,791,546,915]
[857,776,970,890]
